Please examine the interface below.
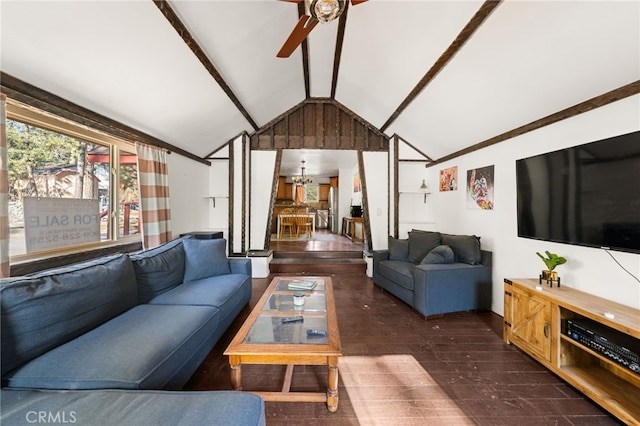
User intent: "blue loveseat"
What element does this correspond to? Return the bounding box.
[1,237,265,426]
[373,230,492,318]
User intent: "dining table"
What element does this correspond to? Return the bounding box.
[277,213,316,238]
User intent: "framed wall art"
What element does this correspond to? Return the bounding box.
[467,165,494,210]
[353,171,362,193]
[439,166,458,191]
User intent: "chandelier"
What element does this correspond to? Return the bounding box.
[291,160,313,185]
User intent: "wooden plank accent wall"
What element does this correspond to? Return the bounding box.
[251,98,389,152]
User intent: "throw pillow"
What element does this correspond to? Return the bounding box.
[130,238,186,303]
[388,236,409,261]
[407,231,442,263]
[420,245,455,264]
[441,234,481,264]
[183,238,231,282]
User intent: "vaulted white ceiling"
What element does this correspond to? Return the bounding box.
[1,1,638,177]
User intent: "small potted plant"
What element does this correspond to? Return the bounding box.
[536,250,567,282]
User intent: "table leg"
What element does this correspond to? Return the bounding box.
[327,357,339,412]
[229,356,242,391]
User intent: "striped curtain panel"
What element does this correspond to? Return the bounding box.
[135,143,172,249]
[0,94,9,277]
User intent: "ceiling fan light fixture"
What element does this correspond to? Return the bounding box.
[310,0,345,23]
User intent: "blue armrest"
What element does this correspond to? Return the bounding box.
[229,258,252,276]
[372,250,389,264]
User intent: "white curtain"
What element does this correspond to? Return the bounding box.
[135,143,172,249]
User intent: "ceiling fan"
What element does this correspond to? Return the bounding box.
[277,0,368,58]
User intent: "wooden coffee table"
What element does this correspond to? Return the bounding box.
[224,276,342,411]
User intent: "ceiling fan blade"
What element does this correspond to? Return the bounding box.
[350,0,368,5]
[277,15,319,58]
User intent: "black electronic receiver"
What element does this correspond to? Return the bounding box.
[306,329,327,337]
[566,318,640,375]
[281,316,304,324]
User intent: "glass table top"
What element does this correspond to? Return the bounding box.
[263,292,327,312]
[242,277,329,345]
[275,278,326,292]
[244,314,328,345]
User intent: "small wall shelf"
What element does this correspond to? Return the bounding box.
[399,191,431,203]
[205,196,228,208]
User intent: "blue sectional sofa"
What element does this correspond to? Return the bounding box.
[373,230,492,318]
[1,237,265,426]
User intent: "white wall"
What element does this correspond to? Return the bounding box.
[167,153,210,237]
[363,151,388,250]
[250,150,276,250]
[207,159,229,239]
[398,162,435,238]
[338,167,354,233]
[416,95,640,315]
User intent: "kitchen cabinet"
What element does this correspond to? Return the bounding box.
[319,184,330,201]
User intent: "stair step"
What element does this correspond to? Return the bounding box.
[270,258,364,264]
[273,251,362,260]
[270,250,366,275]
[270,262,365,275]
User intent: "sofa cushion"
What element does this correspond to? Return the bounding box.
[441,234,481,265]
[407,231,442,263]
[388,236,409,261]
[3,304,220,390]
[0,389,266,426]
[183,238,231,282]
[129,237,186,303]
[421,245,455,264]
[0,254,136,377]
[377,260,415,291]
[149,274,250,311]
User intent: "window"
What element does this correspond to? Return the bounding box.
[6,101,140,260]
[305,184,319,203]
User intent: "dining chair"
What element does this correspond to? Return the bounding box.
[295,208,313,239]
[279,208,296,238]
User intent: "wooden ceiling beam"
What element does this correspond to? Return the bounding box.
[331,1,349,99]
[299,1,313,99]
[152,0,259,131]
[380,0,502,132]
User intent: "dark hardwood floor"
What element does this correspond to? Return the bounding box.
[268,228,364,252]
[185,232,620,425]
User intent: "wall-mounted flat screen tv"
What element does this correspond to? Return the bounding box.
[516,130,640,254]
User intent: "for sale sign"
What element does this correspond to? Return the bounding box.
[24,197,101,253]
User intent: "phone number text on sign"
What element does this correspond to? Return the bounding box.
[24,197,101,253]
